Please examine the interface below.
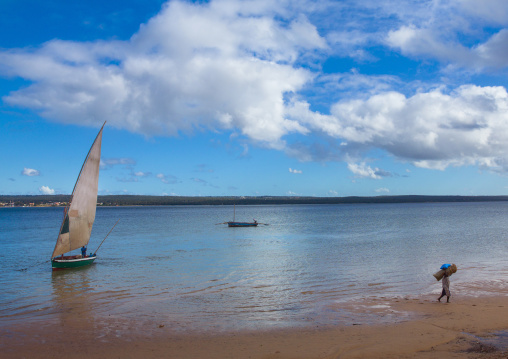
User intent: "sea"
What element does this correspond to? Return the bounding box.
[1,202,507,334]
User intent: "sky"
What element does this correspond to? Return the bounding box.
[2,0,508,197]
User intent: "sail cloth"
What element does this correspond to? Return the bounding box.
[51,124,104,259]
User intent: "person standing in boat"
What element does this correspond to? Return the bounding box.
[438,272,451,303]
[81,246,87,258]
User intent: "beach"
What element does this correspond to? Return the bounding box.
[2,205,507,358]
[2,294,507,359]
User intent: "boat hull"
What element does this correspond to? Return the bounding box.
[51,256,96,270]
[227,222,258,227]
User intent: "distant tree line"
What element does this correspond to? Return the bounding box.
[2,194,508,207]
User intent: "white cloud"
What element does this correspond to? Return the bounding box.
[474,29,508,69]
[291,85,508,172]
[39,185,55,194]
[384,0,508,71]
[289,167,302,174]
[3,0,508,180]
[458,0,508,25]
[386,25,472,65]
[0,0,324,149]
[375,187,390,193]
[347,162,382,179]
[326,30,377,61]
[386,24,508,71]
[22,167,40,176]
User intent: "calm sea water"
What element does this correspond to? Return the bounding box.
[1,203,507,333]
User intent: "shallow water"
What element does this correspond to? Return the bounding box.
[1,202,507,333]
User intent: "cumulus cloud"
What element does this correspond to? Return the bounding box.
[0,0,324,149]
[458,0,508,25]
[3,0,508,181]
[386,26,471,64]
[384,0,508,71]
[347,162,383,179]
[474,29,508,69]
[39,185,55,194]
[312,0,508,72]
[22,168,40,176]
[386,25,508,70]
[291,85,508,171]
[289,167,302,174]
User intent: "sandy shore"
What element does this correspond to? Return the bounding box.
[2,295,507,359]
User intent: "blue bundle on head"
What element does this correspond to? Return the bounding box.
[440,263,451,269]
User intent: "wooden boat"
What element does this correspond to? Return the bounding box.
[223,204,260,227]
[227,220,258,227]
[51,123,105,270]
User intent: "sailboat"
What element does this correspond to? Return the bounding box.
[51,122,105,270]
[226,204,259,227]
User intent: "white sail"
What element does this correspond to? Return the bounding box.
[51,123,104,259]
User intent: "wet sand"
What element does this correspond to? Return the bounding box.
[2,295,507,359]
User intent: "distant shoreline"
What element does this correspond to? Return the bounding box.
[2,194,508,207]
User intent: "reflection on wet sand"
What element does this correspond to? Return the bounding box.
[51,267,138,341]
[51,267,97,338]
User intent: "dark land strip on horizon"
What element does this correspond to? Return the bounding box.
[2,194,508,207]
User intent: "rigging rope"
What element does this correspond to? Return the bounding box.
[94,219,120,254]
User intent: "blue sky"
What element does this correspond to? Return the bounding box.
[2,0,508,197]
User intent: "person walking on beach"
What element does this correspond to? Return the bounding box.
[438,272,450,303]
